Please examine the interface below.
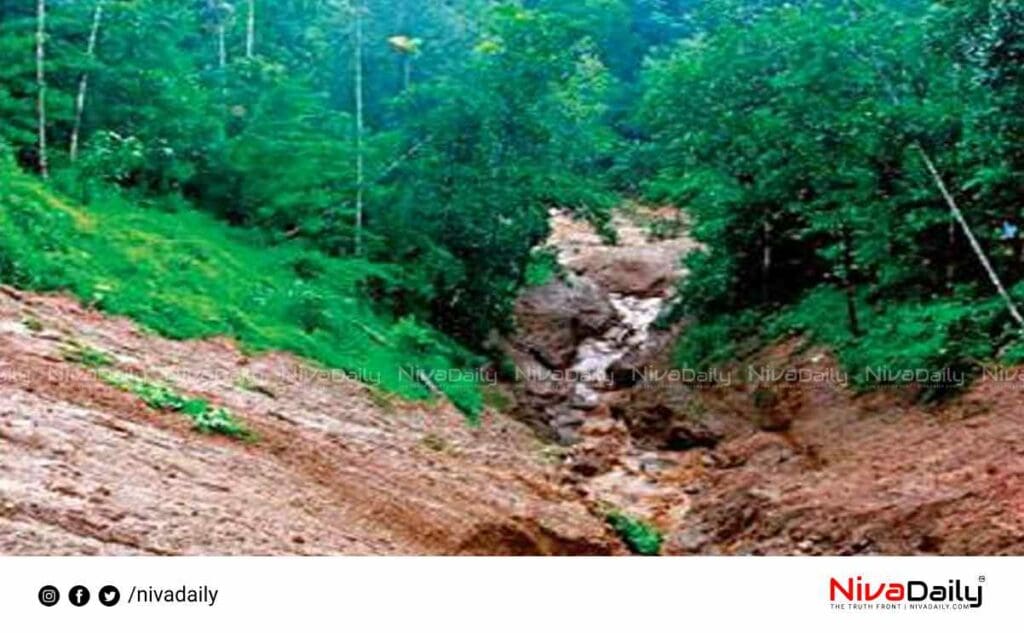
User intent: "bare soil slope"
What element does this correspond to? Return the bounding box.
[662,341,1024,555]
[0,287,617,555]
[568,339,1024,555]
[508,207,1024,556]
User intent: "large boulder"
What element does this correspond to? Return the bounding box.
[512,277,615,369]
[565,247,681,298]
[612,379,726,451]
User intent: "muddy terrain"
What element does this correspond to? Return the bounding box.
[513,208,1024,555]
[0,287,616,555]
[2,207,1023,555]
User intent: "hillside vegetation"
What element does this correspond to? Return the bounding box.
[2,0,1024,408]
[0,160,482,414]
[638,1,1024,394]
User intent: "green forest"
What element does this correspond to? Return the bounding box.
[1,0,1023,414]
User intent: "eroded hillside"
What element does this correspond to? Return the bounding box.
[0,287,617,555]
[3,206,1023,556]
[508,207,1024,555]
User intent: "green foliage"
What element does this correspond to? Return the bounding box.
[606,510,663,556]
[192,406,253,441]
[98,368,253,441]
[642,0,1024,389]
[524,248,562,287]
[6,0,1024,421]
[0,0,635,355]
[673,311,758,372]
[768,288,1001,399]
[62,342,114,369]
[0,168,482,416]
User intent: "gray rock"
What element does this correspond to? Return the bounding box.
[513,278,615,369]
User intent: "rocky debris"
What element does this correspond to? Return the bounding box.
[551,207,698,300]
[611,377,730,451]
[0,289,619,555]
[565,252,677,298]
[513,277,616,370]
[502,206,1024,556]
[554,333,1024,555]
[508,208,700,443]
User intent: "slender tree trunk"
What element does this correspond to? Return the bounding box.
[36,0,48,179]
[396,0,406,91]
[918,146,1024,329]
[70,1,104,163]
[761,214,772,304]
[354,0,365,256]
[218,24,227,69]
[842,225,860,337]
[245,0,254,58]
[945,215,956,291]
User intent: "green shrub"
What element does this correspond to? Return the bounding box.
[98,369,254,441]
[0,172,484,417]
[192,406,253,441]
[62,343,114,369]
[767,287,1001,399]
[674,310,763,373]
[524,247,561,287]
[606,510,663,556]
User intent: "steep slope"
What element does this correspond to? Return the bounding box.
[508,206,699,442]
[605,340,1024,555]
[0,287,617,555]
[5,180,1023,556]
[0,169,481,414]
[503,206,1024,555]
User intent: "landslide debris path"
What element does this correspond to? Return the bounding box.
[0,287,617,555]
[4,205,1024,557]
[511,206,1024,555]
[508,206,699,442]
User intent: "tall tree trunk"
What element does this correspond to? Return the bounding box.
[218,24,227,69]
[70,1,104,163]
[396,0,407,91]
[842,225,861,337]
[36,0,48,179]
[918,146,1024,329]
[761,214,772,304]
[354,0,365,256]
[945,215,956,292]
[245,0,254,58]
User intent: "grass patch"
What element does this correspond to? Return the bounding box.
[22,315,44,332]
[61,342,115,368]
[481,384,514,413]
[606,510,663,556]
[0,168,482,417]
[99,369,254,441]
[524,247,562,287]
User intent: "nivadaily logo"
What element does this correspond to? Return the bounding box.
[829,575,985,611]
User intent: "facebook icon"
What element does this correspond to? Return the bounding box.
[69,585,90,607]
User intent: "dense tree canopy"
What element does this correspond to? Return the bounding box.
[2,0,1023,399]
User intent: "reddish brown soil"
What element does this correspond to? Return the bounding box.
[570,339,1024,555]
[682,341,1024,554]
[4,280,1022,556]
[0,287,618,555]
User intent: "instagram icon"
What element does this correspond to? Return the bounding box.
[38,586,60,607]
